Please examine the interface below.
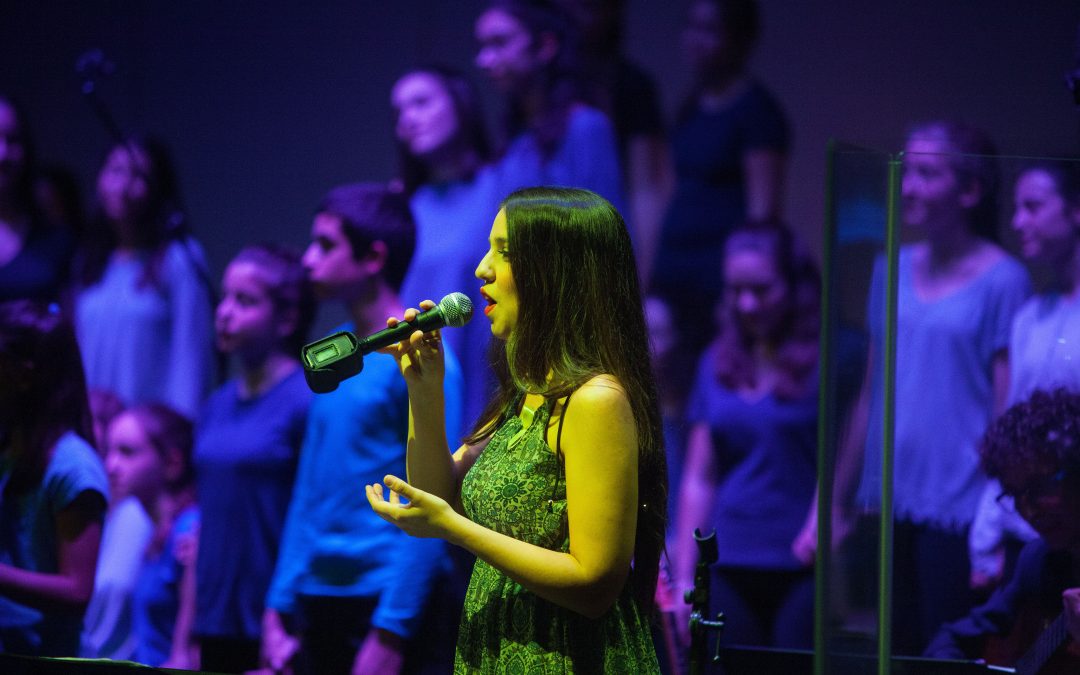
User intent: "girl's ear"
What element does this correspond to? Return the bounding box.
[276,306,299,341]
[163,444,186,486]
[360,239,389,278]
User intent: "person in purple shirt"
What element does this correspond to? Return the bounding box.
[193,244,314,673]
[674,221,819,649]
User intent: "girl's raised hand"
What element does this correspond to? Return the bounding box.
[378,300,446,389]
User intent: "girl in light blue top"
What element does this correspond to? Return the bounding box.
[831,121,1030,653]
[74,137,214,420]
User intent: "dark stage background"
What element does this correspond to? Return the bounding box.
[3,1,1079,328]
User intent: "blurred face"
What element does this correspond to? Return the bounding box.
[475,208,518,341]
[0,101,26,196]
[97,145,152,229]
[682,0,737,77]
[392,72,460,159]
[105,413,165,507]
[216,260,281,357]
[723,248,789,340]
[475,8,544,93]
[901,137,973,232]
[1004,466,1080,553]
[1011,169,1079,263]
[301,212,367,300]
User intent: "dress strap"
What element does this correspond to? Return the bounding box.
[554,391,573,461]
[547,391,574,513]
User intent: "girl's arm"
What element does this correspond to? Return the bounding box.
[382,308,487,505]
[0,490,102,613]
[673,423,718,591]
[163,525,199,669]
[368,377,639,619]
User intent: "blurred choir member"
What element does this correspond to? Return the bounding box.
[192,244,314,673]
[0,301,108,657]
[262,184,463,675]
[73,137,214,420]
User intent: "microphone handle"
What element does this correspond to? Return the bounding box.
[358,307,445,354]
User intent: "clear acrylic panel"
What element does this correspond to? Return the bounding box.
[820,144,1080,675]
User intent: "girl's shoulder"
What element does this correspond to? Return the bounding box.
[560,374,630,420]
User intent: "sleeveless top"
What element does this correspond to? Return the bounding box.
[455,395,659,673]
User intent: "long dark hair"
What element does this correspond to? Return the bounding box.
[394,66,492,195]
[76,136,186,289]
[486,0,584,156]
[712,221,819,399]
[0,300,93,491]
[677,0,761,123]
[906,119,1001,243]
[465,186,666,609]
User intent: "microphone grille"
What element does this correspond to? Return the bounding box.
[438,292,474,327]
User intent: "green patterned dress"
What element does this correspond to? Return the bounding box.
[454,397,660,674]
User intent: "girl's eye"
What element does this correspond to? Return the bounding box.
[499,249,511,259]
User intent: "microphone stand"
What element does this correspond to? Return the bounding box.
[685,528,725,675]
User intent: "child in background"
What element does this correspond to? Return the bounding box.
[193,244,313,673]
[81,388,154,660]
[104,403,199,668]
[0,300,108,657]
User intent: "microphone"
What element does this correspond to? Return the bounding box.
[301,292,473,393]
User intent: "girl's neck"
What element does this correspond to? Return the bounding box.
[697,69,747,108]
[347,280,405,337]
[924,225,981,270]
[237,351,298,400]
[1050,243,1080,298]
[151,485,194,528]
[427,147,482,185]
[519,83,551,128]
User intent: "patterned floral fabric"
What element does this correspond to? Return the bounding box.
[455,397,659,673]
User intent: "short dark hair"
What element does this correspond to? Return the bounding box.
[979,388,1080,485]
[316,183,416,291]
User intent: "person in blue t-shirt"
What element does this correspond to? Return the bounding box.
[263,183,463,675]
[193,244,314,673]
[0,300,108,657]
